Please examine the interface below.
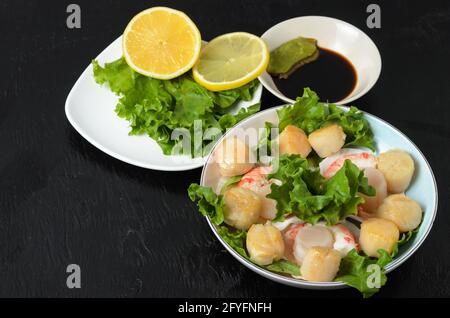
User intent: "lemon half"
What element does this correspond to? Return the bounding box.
[123,7,201,79]
[193,32,269,91]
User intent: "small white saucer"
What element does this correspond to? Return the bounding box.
[258,16,382,104]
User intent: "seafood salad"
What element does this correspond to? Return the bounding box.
[188,89,422,297]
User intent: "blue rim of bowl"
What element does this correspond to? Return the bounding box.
[200,105,438,289]
[258,15,382,105]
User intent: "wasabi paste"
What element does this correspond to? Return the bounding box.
[267,37,319,79]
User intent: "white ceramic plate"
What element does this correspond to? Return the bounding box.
[259,16,382,105]
[65,36,262,171]
[200,105,437,289]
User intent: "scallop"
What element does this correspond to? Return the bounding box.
[377,194,422,232]
[308,124,346,158]
[215,136,255,177]
[278,125,312,158]
[301,247,342,282]
[293,224,334,264]
[237,166,280,220]
[359,218,399,257]
[360,167,388,214]
[223,187,261,230]
[378,150,415,193]
[246,223,285,266]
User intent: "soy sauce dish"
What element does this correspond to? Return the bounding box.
[258,16,382,104]
[188,89,437,297]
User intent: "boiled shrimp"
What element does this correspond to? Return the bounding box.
[283,221,358,264]
[282,222,305,263]
[238,166,280,220]
[319,148,377,178]
[330,223,359,256]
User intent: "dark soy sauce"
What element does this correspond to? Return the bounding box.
[271,47,357,102]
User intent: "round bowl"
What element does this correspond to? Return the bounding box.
[258,16,382,105]
[200,105,437,290]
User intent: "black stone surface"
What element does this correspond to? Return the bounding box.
[0,0,449,297]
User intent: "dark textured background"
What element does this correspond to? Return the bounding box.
[0,0,449,298]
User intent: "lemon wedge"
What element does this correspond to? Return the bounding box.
[122,7,201,79]
[193,32,269,91]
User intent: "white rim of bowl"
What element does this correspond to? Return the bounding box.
[258,16,382,105]
[200,105,438,289]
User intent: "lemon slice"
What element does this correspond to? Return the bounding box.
[193,32,269,91]
[123,7,201,79]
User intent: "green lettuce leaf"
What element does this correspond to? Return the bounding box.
[188,184,224,225]
[188,184,249,258]
[217,226,249,259]
[218,227,301,276]
[212,80,258,107]
[277,88,375,150]
[266,260,301,276]
[93,58,260,157]
[188,183,314,279]
[92,59,137,94]
[219,176,243,194]
[256,121,274,161]
[220,227,302,277]
[392,226,420,257]
[218,103,261,129]
[335,249,392,298]
[267,155,375,224]
[398,229,418,245]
